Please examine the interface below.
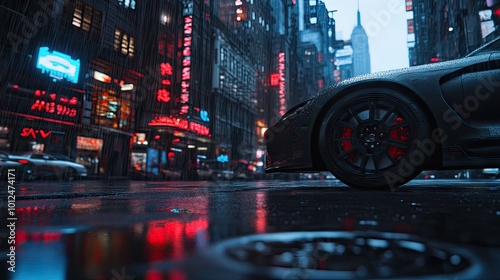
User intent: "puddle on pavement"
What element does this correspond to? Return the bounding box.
[10,216,207,279]
[199,231,482,279]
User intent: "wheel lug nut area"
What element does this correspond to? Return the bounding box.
[358,126,385,152]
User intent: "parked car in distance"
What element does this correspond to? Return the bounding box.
[481,168,500,178]
[161,168,182,180]
[46,152,76,162]
[13,153,87,181]
[300,172,336,180]
[0,151,34,180]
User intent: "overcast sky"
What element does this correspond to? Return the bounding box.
[323,0,410,72]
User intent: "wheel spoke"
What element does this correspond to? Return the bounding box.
[388,121,408,130]
[339,146,358,159]
[372,153,381,172]
[338,120,356,129]
[381,149,398,165]
[380,107,395,123]
[348,108,363,124]
[386,139,409,149]
[369,102,376,122]
[359,151,369,173]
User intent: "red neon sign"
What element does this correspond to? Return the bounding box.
[157,89,171,103]
[20,127,52,139]
[180,15,193,115]
[31,89,79,118]
[270,73,280,87]
[148,116,211,137]
[160,62,173,76]
[158,62,172,105]
[278,52,286,116]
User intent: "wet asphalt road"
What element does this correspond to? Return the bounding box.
[1,179,500,279]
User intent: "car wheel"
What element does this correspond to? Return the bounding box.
[63,167,77,181]
[319,88,433,190]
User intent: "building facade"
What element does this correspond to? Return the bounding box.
[409,0,500,66]
[0,0,305,180]
[295,0,339,102]
[0,0,145,178]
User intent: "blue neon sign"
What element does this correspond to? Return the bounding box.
[200,110,210,122]
[217,154,229,163]
[36,47,81,84]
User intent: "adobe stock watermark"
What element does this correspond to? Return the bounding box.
[363,0,406,38]
[132,65,163,104]
[8,0,67,53]
[384,73,500,189]
[111,267,135,280]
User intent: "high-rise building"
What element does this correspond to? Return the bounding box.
[350,5,371,76]
[334,42,354,82]
[409,0,500,66]
[296,0,338,102]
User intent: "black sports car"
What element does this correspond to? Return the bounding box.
[265,36,500,190]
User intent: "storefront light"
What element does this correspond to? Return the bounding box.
[187,145,196,149]
[260,127,268,137]
[93,71,112,83]
[197,147,208,151]
[121,84,134,91]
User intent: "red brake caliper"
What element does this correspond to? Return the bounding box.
[340,127,356,163]
[388,116,409,161]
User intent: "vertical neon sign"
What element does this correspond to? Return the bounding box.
[278,52,286,116]
[181,0,193,115]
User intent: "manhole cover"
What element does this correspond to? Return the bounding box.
[206,231,481,279]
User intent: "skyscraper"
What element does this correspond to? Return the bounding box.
[350,3,371,76]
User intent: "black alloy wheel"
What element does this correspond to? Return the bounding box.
[319,88,432,190]
[63,167,77,181]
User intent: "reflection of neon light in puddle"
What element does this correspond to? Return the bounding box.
[36,47,81,84]
[14,235,66,280]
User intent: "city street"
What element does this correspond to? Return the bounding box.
[2,178,500,279]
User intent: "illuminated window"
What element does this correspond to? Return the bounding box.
[118,0,136,10]
[122,34,128,54]
[114,29,121,50]
[72,0,101,38]
[72,0,83,27]
[129,37,135,57]
[114,28,135,57]
[91,86,131,130]
[82,5,92,31]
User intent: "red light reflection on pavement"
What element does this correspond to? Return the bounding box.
[255,192,267,233]
[145,269,187,280]
[146,218,208,262]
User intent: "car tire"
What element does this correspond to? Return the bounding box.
[319,88,433,190]
[63,167,77,181]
